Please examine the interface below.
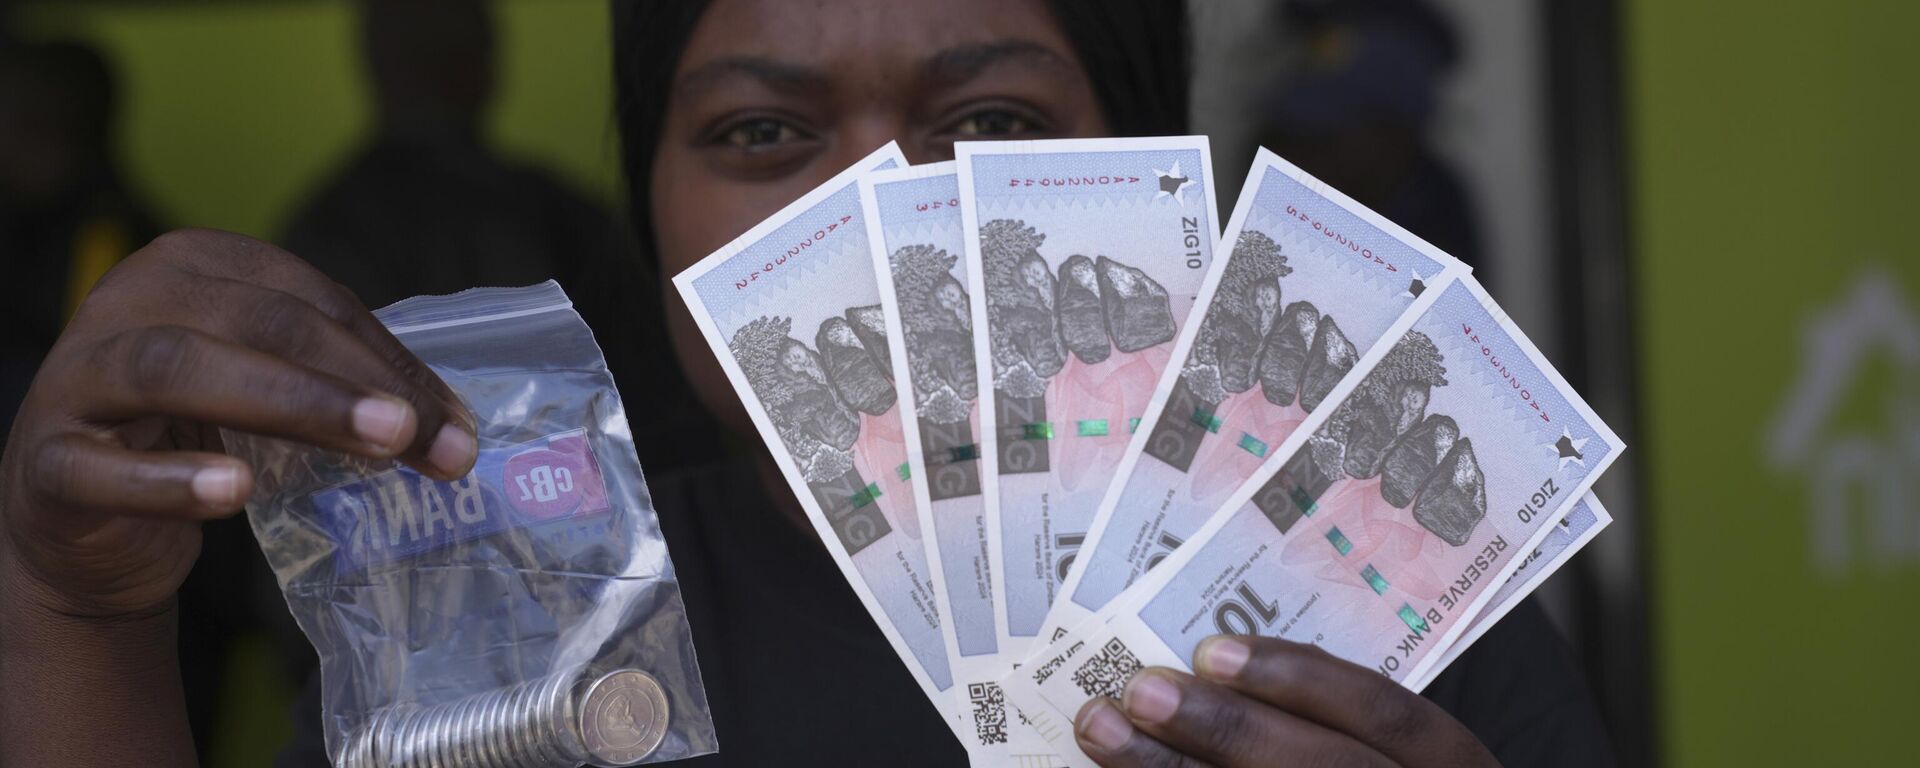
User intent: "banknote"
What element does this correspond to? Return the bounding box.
[1005,276,1623,767]
[671,143,967,740]
[862,161,1064,765]
[1407,492,1611,690]
[1044,147,1470,638]
[957,136,1220,659]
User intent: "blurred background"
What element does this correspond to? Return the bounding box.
[2,0,1914,765]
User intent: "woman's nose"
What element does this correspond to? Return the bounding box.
[834,113,927,167]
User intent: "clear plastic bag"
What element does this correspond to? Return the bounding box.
[225,281,716,767]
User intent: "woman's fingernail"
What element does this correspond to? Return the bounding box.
[352,396,414,452]
[1123,673,1180,724]
[1077,700,1133,752]
[427,423,477,477]
[1198,636,1251,680]
[191,465,242,507]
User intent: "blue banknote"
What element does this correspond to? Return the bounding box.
[673,144,966,741]
[1045,148,1469,637]
[957,136,1220,658]
[1005,276,1623,767]
[866,162,1070,763]
[865,162,998,661]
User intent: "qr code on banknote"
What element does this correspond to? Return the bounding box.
[1070,638,1144,699]
[968,683,1009,745]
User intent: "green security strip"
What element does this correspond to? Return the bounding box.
[1362,564,1390,595]
[1190,408,1222,433]
[897,462,912,481]
[1077,419,1109,437]
[948,444,980,462]
[1238,433,1268,458]
[849,482,883,509]
[1023,422,1055,440]
[1397,604,1428,635]
[1128,417,1141,433]
[1290,486,1318,516]
[1325,526,1354,556]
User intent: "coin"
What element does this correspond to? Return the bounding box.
[546,667,582,764]
[476,685,507,768]
[504,679,538,767]
[527,671,567,766]
[551,670,588,763]
[578,669,670,765]
[340,721,372,768]
[451,696,478,768]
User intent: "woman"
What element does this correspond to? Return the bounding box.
[0,1,1613,765]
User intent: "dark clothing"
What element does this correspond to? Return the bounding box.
[277,136,726,476]
[280,137,604,310]
[1374,153,1483,274]
[281,458,1614,767]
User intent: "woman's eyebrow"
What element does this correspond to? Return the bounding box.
[922,40,1077,87]
[673,56,829,103]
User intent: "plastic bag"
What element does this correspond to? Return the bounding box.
[225,281,716,767]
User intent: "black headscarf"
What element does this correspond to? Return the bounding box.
[591,0,1191,470]
[610,0,1191,274]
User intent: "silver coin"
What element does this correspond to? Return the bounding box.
[450,697,473,768]
[465,694,489,767]
[407,704,432,768]
[553,670,588,763]
[474,686,506,768]
[536,669,574,766]
[464,695,491,768]
[429,699,454,768]
[490,684,520,768]
[515,674,556,768]
[369,707,404,768]
[578,670,670,765]
[392,706,420,768]
[472,690,499,768]
[516,675,552,768]
[447,697,472,768]
[407,705,436,768]
[356,711,382,768]
[546,669,579,766]
[340,723,371,768]
[503,678,537,767]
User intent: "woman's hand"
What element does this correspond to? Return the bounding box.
[1076,636,1500,767]
[0,228,478,619]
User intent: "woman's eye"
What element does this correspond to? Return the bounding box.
[721,117,803,149]
[951,108,1037,137]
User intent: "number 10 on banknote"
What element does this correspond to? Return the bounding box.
[957,136,1221,664]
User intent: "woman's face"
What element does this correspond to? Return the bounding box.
[652,0,1112,436]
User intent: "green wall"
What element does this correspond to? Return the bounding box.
[17,1,1920,764]
[19,0,619,239]
[1629,1,1920,764]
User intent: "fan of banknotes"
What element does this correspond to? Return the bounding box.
[673,137,1622,768]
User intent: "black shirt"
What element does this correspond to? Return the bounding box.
[281,458,1614,766]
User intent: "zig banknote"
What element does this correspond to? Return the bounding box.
[863,161,1067,765]
[1005,276,1623,767]
[672,143,968,741]
[1408,492,1611,690]
[1045,148,1470,638]
[957,136,1220,661]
